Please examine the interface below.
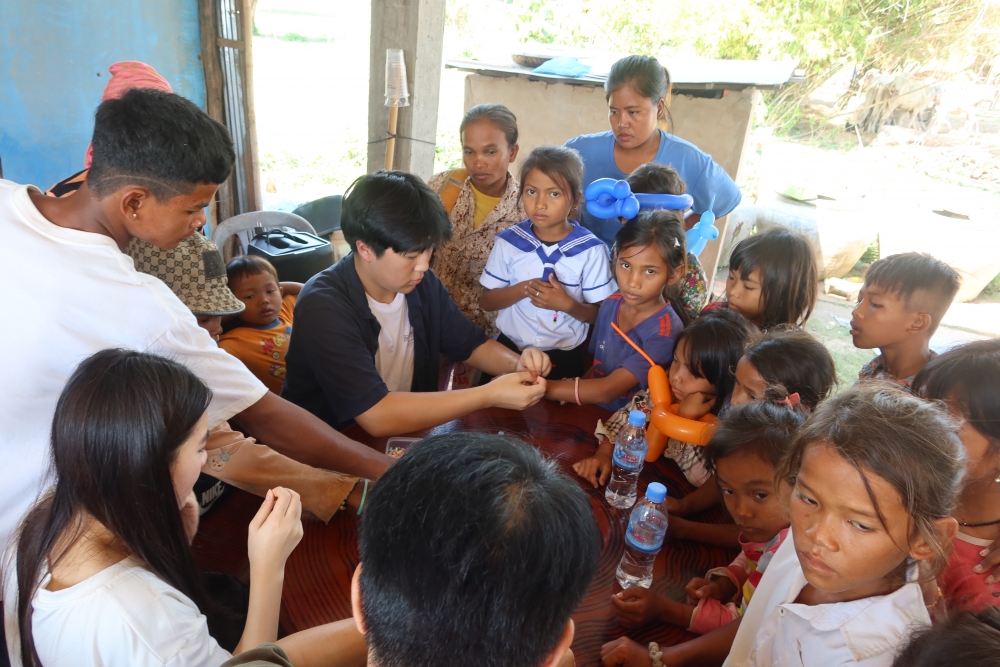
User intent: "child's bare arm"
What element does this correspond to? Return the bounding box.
[685,575,739,603]
[670,478,722,516]
[525,275,600,324]
[480,280,532,312]
[668,515,741,549]
[612,587,695,629]
[547,368,638,406]
[280,282,303,297]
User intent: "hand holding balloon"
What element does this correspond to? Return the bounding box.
[686,195,719,256]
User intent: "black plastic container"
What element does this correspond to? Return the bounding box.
[247,228,335,283]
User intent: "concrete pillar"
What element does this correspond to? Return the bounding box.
[367,0,446,180]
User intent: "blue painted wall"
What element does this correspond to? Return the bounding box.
[0,0,206,189]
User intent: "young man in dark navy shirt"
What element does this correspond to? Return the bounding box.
[283,170,551,437]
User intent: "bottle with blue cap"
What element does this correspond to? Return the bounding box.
[605,409,648,509]
[616,482,669,588]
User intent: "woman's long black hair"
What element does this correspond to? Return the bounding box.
[13,349,212,667]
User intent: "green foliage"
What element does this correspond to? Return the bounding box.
[445,0,999,134]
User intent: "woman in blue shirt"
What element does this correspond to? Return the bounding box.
[565,55,741,246]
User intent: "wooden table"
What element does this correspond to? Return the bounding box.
[193,401,736,667]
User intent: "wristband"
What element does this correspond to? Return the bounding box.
[574,377,581,405]
[357,479,369,516]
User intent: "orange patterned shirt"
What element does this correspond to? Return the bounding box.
[219,295,296,394]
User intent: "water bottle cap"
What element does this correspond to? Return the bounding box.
[628,410,646,427]
[646,482,667,503]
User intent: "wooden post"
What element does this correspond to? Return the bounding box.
[240,0,262,211]
[366,0,446,179]
[384,106,399,170]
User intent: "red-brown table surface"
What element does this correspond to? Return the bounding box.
[192,400,736,667]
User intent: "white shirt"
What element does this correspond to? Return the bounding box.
[3,556,231,667]
[366,292,415,392]
[724,529,930,667]
[480,220,616,351]
[0,180,267,554]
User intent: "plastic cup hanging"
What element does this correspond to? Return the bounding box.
[384,48,410,107]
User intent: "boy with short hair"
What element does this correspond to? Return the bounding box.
[351,432,598,667]
[220,255,302,393]
[283,170,552,437]
[3,88,389,557]
[851,252,961,387]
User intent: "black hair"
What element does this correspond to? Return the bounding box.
[778,383,965,581]
[615,209,691,325]
[226,254,279,285]
[340,170,452,256]
[893,607,1000,667]
[742,329,836,410]
[625,162,686,198]
[705,401,807,475]
[728,228,819,329]
[88,88,234,200]
[605,55,672,107]
[518,145,585,205]
[358,432,599,667]
[673,308,756,413]
[913,338,1000,448]
[864,252,961,332]
[460,104,518,147]
[14,349,212,667]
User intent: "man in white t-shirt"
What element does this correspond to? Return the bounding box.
[0,88,391,556]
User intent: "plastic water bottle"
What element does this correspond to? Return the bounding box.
[605,410,648,509]
[616,482,669,589]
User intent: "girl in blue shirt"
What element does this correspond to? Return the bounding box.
[565,55,741,246]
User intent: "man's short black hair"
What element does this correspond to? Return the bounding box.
[88,88,234,200]
[864,252,961,332]
[341,170,452,256]
[358,433,599,667]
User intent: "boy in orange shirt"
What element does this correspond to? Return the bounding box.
[220,256,302,393]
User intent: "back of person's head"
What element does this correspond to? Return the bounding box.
[674,309,756,410]
[864,252,961,334]
[605,55,671,108]
[778,382,965,579]
[518,145,585,205]
[742,329,836,409]
[14,349,211,667]
[88,88,234,200]
[893,607,1000,667]
[226,254,279,286]
[460,103,518,147]
[615,209,691,324]
[913,338,1000,444]
[728,229,818,329]
[625,163,685,197]
[341,170,452,256]
[357,432,599,667]
[705,400,806,473]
